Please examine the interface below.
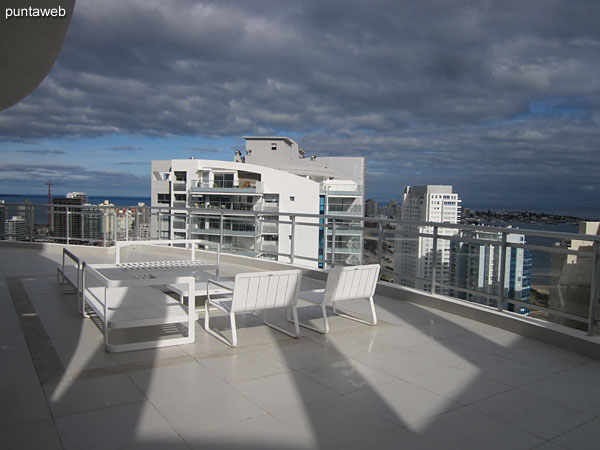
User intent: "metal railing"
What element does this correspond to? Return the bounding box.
[1,201,598,335]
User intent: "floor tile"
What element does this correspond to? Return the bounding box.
[0,419,63,450]
[128,360,227,400]
[200,350,290,383]
[55,401,185,450]
[409,339,490,365]
[470,388,594,439]
[0,384,50,427]
[151,385,266,441]
[342,426,446,450]
[231,371,338,412]
[187,411,315,450]
[498,341,590,372]
[552,417,600,450]
[410,407,544,450]
[559,359,600,386]
[410,365,513,405]
[260,340,346,370]
[270,395,399,449]
[316,329,404,357]
[44,373,145,417]
[456,353,553,387]
[346,379,461,426]
[362,325,435,348]
[520,373,600,415]
[354,347,449,381]
[299,358,398,394]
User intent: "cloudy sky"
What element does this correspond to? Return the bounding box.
[1,0,599,214]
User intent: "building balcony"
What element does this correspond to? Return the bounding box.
[326,209,363,216]
[320,184,363,196]
[2,240,598,449]
[190,228,255,237]
[190,181,263,195]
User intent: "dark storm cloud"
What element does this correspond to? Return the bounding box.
[0,162,148,193]
[0,0,599,206]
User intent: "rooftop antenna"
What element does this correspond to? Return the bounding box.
[46,180,53,226]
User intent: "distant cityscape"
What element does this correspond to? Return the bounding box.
[365,198,590,225]
[1,136,597,330]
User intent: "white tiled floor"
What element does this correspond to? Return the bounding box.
[1,244,600,449]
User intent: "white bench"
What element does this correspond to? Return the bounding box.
[83,263,198,352]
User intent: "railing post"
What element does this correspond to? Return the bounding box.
[290,215,295,264]
[66,209,70,245]
[377,221,383,266]
[497,232,507,312]
[103,211,107,247]
[113,211,117,245]
[587,241,600,336]
[219,210,224,250]
[254,213,259,256]
[29,204,34,241]
[81,208,85,242]
[431,225,438,295]
[331,218,337,267]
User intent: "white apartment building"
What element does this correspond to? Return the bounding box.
[151,137,365,268]
[396,185,461,293]
[451,229,532,313]
[5,215,28,241]
[241,137,364,266]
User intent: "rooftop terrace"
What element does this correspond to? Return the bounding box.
[1,242,600,449]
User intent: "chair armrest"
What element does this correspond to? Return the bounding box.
[207,279,234,292]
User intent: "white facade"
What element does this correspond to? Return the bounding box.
[152,137,365,268]
[5,215,28,241]
[241,137,364,266]
[397,185,461,293]
[151,159,320,267]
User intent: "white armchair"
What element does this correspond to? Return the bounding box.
[297,264,380,334]
[204,269,302,347]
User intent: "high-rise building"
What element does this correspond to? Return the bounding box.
[365,198,378,217]
[152,137,364,268]
[51,192,102,243]
[5,216,28,241]
[450,228,532,314]
[396,185,461,293]
[51,195,85,241]
[67,191,88,203]
[242,137,364,267]
[383,199,401,219]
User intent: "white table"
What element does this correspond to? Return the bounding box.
[82,260,221,352]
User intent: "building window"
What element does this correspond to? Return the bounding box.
[157,194,170,204]
[271,143,277,151]
[290,196,295,201]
